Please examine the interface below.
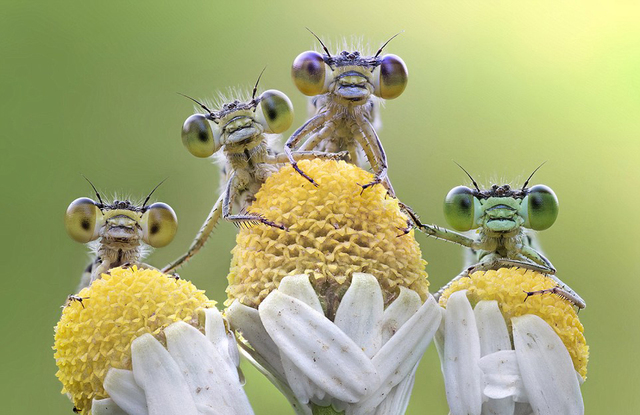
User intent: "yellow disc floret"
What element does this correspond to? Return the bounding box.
[53,266,215,414]
[226,159,429,311]
[438,267,588,379]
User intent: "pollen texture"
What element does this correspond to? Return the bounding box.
[53,266,215,414]
[226,159,429,312]
[439,267,588,378]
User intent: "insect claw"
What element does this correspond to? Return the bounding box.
[291,163,319,187]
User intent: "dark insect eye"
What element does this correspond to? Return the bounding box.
[373,54,408,99]
[256,90,294,133]
[523,185,559,230]
[142,203,178,248]
[443,186,476,231]
[65,198,100,243]
[181,114,216,158]
[291,51,328,96]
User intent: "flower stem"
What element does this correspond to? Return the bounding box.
[311,404,345,415]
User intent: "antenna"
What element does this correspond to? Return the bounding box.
[453,161,481,192]
[306,27,332,57]
[142,178,167,209]
[374,31,403,58]
[252,66,267,100]
[522,161,547,190]
[82,175,104,206]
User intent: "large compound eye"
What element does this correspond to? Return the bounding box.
[65,197,101,243]
[141,202,178,248]
[372,54,408,99]
[521,185,558,230]
[291,51,328,96]
[256,89,294,133]
[443,186,477,231]
[181,114,219,158]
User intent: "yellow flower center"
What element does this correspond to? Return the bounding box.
[226,159,429,313]
[53,266,215,414]
[438,267,588,379]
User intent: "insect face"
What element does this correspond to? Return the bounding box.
[291,49,408,105]
[480,197,524,236]
[65,199,177,248]
[181,90,293,157]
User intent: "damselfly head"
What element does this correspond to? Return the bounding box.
[291,31,408,102]
[442,167,559,233]
[181,72,293,158]
[65,183,178,248]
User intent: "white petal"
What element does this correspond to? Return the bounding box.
[512,315,584,415]
[278,274,323,313]
[379,287,421,345]
[226,300,287,381]
[513,402,535,415]
[259,290,378,403]
[92,398,130,415]
[474,301,511,356]
[203,308,239,373]
[370,362,419,415]
[165,322,254,415]
[103,368,148,415]
[481,399,515,415]
[478,350,526,402]
[441,290,483,415]
[131,333,199,415]
[354,295,442,414]
[281,354,314,404]
[334,273,384,357]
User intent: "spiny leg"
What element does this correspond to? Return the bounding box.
[298,120,336,152]
[162,193,224,273]
[284,110,334,186]
[353,117,395,197]
[266,150,349,165]
[467,257,554,275]
[417,223,479,249]
[518,243,557,274]
[396,201,425,237]
[222,171,286,230]
[523,285,586,309]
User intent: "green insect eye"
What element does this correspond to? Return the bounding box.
[522,185,559,230]
[256,90,294,133]
[292,51,328,96]
[373,54,408,100]
[65,197,101,243]
[141,202,178,248]
[181,114,218,158]
[444,186,477,231]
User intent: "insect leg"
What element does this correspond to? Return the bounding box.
[523,283,586,309]
[518,244,557,274]
[161,193,224,273]
[469,257,553,274]
[284,110,334,186]
[222,171,286,230]
[433,268,472,301]
[353,117,394,197]
[416,224,478,248]
[298,120,336,152]
[267,150,349,164]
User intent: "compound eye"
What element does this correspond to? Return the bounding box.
[65,197,100,243]
[256,90,294,133]
[291,51,327,96]
[444,186,476,231]
[524,185,558,230]
[181,114,217,158]
[373,54,408,99]
[141,203,178,248]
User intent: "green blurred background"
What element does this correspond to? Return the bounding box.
[1,1,639,413]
